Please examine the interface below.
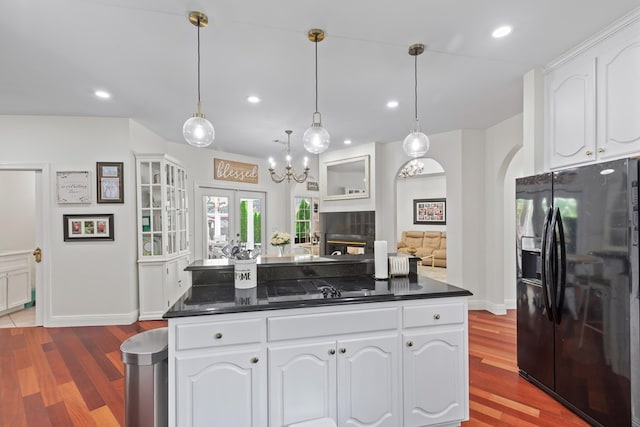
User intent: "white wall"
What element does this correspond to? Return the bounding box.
[483,114,523,313]
[0,116,138,325]
[0,171,36,251]
[395,173,446,237]
[504,148,524,307]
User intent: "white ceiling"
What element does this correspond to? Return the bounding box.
[1,0,638,161]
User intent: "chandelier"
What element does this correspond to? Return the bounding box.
[399,159,424,178]
[269,130,310,184]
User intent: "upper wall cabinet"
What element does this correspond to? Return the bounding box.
[546,15,640,170]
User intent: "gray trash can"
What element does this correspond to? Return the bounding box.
[121,327,168,427]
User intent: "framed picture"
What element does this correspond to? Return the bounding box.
[56,171,91,204]
[97,162,124,203]
[63,214,114,241]
[413,198,446,225]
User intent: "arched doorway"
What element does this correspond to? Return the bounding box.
[395,158,447,281]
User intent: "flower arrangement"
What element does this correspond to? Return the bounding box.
[270,231,291,247]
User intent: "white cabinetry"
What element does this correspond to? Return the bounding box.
[546,16,640,169]
[402,303,468,427]
[0,251,32,314]
[136,154,191,320]
[168,298,469,427]
[269,335,398,427]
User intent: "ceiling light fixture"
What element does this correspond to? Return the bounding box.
[269,130,310,184]
[387,100,399,108]
[94,90,111,99]
[399,159,424,178]
[183,11,215,148]
[247,95,261,104]
[344,139,352,145]
[303,29,330,155]
[403,43,430,158]
[492,25,512,38]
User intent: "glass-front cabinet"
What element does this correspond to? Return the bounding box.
[136,154,191,320]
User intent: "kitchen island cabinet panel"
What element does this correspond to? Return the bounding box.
[403,328,466,427]
[268,341,337,426]
[176,348,266,427]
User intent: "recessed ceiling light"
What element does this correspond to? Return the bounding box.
[600,168,615,175]
[344,139,352,145]
[94,90,111,99]
[387,100,399,108]
[492,25,512,38]
[247,95,261,104]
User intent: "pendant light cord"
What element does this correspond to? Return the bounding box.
[314,34,319,113]
[413,54,418,121]
[197,17,202,105]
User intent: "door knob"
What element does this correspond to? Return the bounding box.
[33,247,42,263]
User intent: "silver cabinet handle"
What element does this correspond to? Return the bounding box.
[328,349,336,355]
[586,150,593,156]
[339,348,346,354]
[407,341,414,347]
[598,148,605,153]
[214,332,223,339]
[251,357,259,364]
[433,313,441,320]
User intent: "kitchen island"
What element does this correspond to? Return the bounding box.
[166,255,471,427]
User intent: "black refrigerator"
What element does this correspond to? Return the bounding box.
[516,158,640,427]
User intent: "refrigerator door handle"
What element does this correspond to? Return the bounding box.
[541,207,554,322]
[552,207,567,325]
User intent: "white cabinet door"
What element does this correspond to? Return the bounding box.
[0,275,7,311]
[337,334,399,427]
[176,348,266,427]
[7,270,30,309]
[166,259,179,308]
[546,54,597,169]
[597,21,640,160]
[403,328,465,427]
[268,341,337,427]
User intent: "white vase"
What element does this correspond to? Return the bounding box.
[278,245,286,257]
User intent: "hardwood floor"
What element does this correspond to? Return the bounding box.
[0,311,589,426]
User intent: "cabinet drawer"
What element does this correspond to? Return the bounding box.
[404,303,464,328]
[268,308,398,341]
[176,319,263,351]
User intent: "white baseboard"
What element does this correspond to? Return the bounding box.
[45,309,139,327]
[504,298,517,310]
[468,299,508,315]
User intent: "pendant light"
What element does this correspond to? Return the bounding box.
[183,11,215,148]
[303,29,330,155]
[403,43,430,158]
[269,130,310,184]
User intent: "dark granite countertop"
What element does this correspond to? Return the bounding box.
[185,254,373,270]
[164,274,472,318]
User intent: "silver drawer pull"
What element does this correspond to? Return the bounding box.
[407,341,414,347]
[214,332,223,339]
[339,348,346,354]
[598,148,605,153]
[251,357,259,364]
[585,150,593,156]
[433,313,441,320]
[329,349,336,355]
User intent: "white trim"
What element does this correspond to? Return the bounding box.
[0,162,51,327]
[504,298,517,310]
[545,6,640,72]
[468,299,508,315]
[46,309,139,327]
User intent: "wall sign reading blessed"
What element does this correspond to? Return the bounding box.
[213,158,259,184]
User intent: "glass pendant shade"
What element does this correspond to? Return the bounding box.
[303,115,330,154]
[403,119,430,158]
[183,113,215,148]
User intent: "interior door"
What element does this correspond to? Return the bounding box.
[196,187,265,259]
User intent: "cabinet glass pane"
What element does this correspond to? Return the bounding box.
[140,162,150,185]
[152,185,161,208]
[141,209,151,232]
[151,162,161,184]
[153,210,162,232]
[141,186,151,209]
[142,235,152,256]
[153,234,163,256]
